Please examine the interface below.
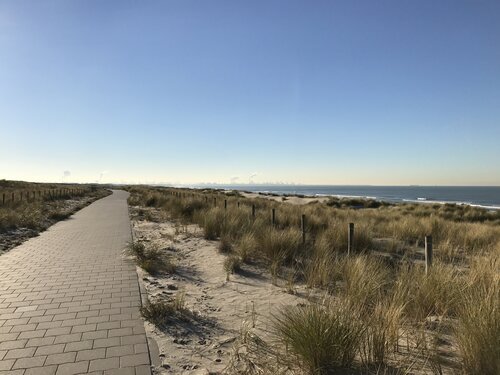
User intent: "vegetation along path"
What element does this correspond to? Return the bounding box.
[0,191,151,375]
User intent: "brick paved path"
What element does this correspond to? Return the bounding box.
[0,191,151,375]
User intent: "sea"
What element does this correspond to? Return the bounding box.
[190,185,500,210]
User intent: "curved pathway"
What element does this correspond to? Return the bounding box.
[0,191,151,375]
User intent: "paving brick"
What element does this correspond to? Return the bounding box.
[104,367,135,375]
[4,347,36,359]
[0,359,15,371]
[134,364,152,375]
[64,340,93,352]
[89,357,120,372]
[26,337,55,347]
[0,340,27,350]
[12,355,46,369]
[45,351,76,365]
[25,365,58,375]
[93,337,120,349]
[97,321,120,331]
[60,318,86,327]
[34,344,66,356]
[106,345,134,358]
[36,321,63,330]
[71,323,97,333]
[3,318,30,326]
[0,369,25,375]
[18,330,46,339]
[76,348,106,362]
[82,330,108,340]
[119,353,149,368]
[45,327,71,337]
[52,313,77,322]
[55,361,89,375]
[120,335,146,346]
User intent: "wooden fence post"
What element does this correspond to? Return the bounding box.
[301,214,306,244]
[425,235,433,274]
[348,223,354,255]
[252,204,256,219]
[237,201,240,208]
[12,192,14,202]
[224,199,227,210]
[272,208,276,226]
[213,197,217,206]
[2,193,4,205]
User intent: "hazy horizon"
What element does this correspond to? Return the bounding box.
[1,1,499,185]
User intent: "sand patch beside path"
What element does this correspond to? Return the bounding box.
[131,211,310,374]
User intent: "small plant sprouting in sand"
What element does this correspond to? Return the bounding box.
[127,241,176,275]
[224,255,242,281]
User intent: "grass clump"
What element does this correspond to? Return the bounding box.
[127,241,175,275]
[399,262,462,321]
[141,292,187,326]
[340,255,391,309]
[235,232,257,263]
[273,302,364,374]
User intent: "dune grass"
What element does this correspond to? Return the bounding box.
[273,302,364,374]
[127,241,176,274]
[141,292,187,326]
[127,186,500,374]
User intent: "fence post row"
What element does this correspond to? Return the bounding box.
[425,235,433,274]
[348,222,354,255]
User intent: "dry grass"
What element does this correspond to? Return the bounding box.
[141,292,187,326]
[273,301,365,374]
[127,241,176,275]
[455,254,500,375]
[127,186,500,374]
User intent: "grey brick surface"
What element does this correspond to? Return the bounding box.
[0,191,151,374]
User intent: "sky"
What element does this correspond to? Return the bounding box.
[0,0,499,186]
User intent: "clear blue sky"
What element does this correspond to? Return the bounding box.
[1,0,499,185]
